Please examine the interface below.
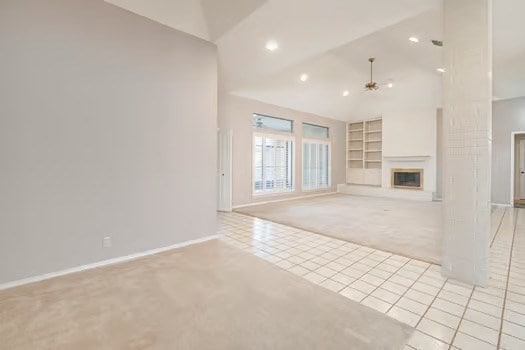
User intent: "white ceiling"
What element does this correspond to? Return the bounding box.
[105,0,210,40]
[105,0,525,121]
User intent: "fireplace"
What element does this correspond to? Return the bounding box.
[391,168,424,190]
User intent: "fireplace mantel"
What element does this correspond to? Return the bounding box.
[383,155,431,162]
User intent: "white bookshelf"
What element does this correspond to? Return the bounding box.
[346,118,382,186]
[347,121,364,171]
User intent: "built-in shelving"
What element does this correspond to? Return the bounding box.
[346,118,382,185]
[346,121,364,169]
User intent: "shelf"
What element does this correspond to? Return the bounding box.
[347,118,382,186]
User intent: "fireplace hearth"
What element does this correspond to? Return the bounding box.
[391,168,423,190]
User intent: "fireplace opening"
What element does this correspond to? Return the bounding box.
[391,168,423,190]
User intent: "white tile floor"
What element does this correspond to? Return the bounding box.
[218,207,525,350]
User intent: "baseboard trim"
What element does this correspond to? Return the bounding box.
[337,184,433,201]
[0,234,221,291]
[492,202,512,208]
[232,191,337,209]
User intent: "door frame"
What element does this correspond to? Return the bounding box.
[510,131,525,205]
[217,129,233,212]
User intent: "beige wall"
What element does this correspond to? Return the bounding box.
[0,0,217,284]
[219,94,346,207]
[492,97,525,205]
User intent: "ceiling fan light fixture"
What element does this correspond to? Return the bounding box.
[365,57,379,91]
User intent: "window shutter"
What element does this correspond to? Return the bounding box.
[253,134,294,194]
[302,139,330,190]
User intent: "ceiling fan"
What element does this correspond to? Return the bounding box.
[364,57,394,91]
[365,57,379,91]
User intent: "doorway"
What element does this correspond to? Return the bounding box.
[217,129,232,212]
[513,133,525,207]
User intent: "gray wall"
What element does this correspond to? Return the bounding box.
[219,94,346,207]
[492,98,525,205]
[0,0,217,284]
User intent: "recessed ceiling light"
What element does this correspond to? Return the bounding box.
[409,36,419,43]
[342,90,349,97]
[387,82,394,88]
[436,68,446,73]
[265,40,279,51]
[300,73,309,82]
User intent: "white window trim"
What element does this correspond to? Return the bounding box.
[301,138,331,192]
[252,132,295,196]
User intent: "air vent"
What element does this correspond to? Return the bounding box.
[431,40,443,47]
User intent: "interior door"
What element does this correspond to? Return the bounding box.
[520,138,525,199]
[217,129,232,212]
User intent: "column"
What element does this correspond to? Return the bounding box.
[442,0,492,286]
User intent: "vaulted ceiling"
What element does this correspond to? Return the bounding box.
[105,0,525,120]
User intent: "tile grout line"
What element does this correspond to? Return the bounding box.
[408,207,512,349]
[496,208,519,350]
[384,264,432,315]
[407,278,463,348]
[490,207,507,248]
[444,207,515,350]
[446,286,476,350]
[414,275,449,329]
[359,258,413,304]
[254,228,381,286]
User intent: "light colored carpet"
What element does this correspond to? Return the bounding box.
[237,194,442,264]
[0,240,413,350]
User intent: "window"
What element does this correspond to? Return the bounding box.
[302,123,330,191]
[253,134,294,194]
[303,123,329,139]
[253,113,293,133]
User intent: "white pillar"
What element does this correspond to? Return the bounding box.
[442,0,492,286]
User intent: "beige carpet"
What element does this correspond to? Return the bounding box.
[0,240,413,350]
[236,194,442,264]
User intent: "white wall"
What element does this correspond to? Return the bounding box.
[492,97,525,205]
[347,67,441,197]
[219,94,346,207]
[0,0,217,284]
[381,109,437,193]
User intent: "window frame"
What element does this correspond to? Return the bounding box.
[253,113,294,133]
[301,137,331,192]
[302,122,329,139]
[252,131,295,196]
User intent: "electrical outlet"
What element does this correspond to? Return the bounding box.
[102,236,112,248]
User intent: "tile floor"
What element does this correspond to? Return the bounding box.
[218,207,525,350]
